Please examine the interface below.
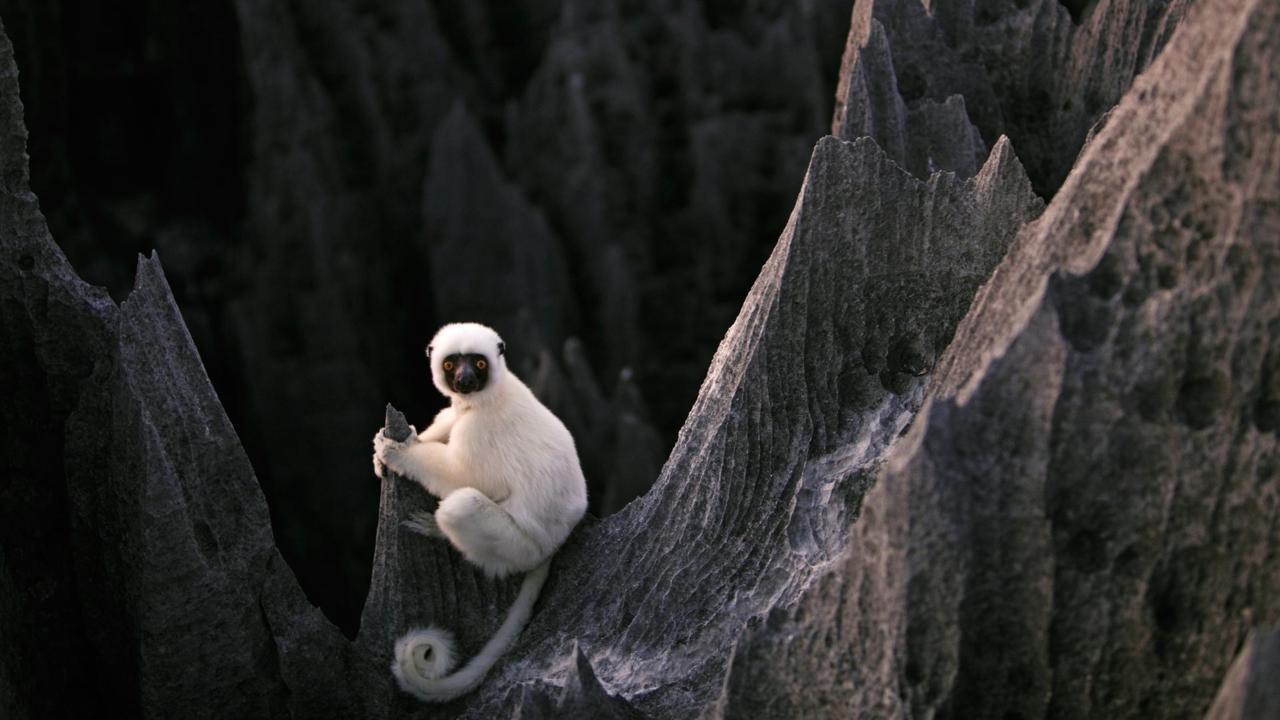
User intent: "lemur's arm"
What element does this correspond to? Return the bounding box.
[417,407,457,444]
[374,431,462,499]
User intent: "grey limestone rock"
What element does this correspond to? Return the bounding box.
[505,0,853,434]
[0,19,351,717]
[0,0,852,632]
[730,0,1280,716]
[0,6,1043,705]
[383,404,413,444]
[1205,629,1280,720]
[457,128,1043,717]
[422,102,577,356]
[526,337,667,516]
[833,0,1194,194]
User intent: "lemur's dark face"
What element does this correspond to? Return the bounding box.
[440,353,491,395]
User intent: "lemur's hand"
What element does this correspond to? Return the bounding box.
[372,425,417,479]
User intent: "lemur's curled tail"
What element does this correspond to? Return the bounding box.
[391,560,550,702]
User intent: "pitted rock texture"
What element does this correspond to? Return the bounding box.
[833,0,1193,195]
[453,131,1043,717]
[728,0,1280,716]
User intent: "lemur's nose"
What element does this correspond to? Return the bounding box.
[456,367,478,393]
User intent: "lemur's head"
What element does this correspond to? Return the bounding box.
[425,323,507,401]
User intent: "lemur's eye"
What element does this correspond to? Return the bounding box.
[443,361,455,371]
[476,359,487,370]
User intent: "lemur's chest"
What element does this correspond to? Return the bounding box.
[447,410,518,496]
[449,411,506,454]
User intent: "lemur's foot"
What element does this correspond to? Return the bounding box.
[401,510,446,539]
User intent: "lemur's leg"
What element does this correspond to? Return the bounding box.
[436,488,544,577]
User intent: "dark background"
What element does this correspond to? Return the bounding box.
[0,0,853,635]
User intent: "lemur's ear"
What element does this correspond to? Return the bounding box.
[498,341,506,356]
[425,344,433,361]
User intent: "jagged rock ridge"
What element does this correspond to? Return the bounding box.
[727,0,1280,716]
[833,0,1193,195]
[0,21,349,716]
[447,131,1044,716]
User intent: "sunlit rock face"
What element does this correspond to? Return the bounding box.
[729,0,1280,716]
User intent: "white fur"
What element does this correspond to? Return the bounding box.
[391,562,549,702]
[373,322,588,702]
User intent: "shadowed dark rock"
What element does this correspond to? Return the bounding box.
[504,0,853,435]
[0,18,352,716]
[0,0,855,630]
[0,24,117,719]
[423,102,577,355]
[226,0,479,633]
[833,0,1194,194]
[418,104,664,513]
[526,337,666,515]
[730,0,1280,716]
[601,368,668,514]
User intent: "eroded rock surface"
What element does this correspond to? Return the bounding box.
[457,130,1042,717]
[0,20,349,717]
[833,0,1193,194]
[729,0,1280,716]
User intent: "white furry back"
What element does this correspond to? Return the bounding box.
[484,377,588,555]
[391,560,551,702]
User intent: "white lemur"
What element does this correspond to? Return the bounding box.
[372,322,588,703]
